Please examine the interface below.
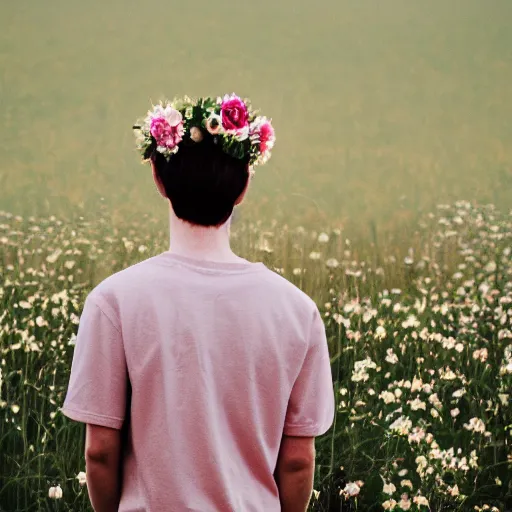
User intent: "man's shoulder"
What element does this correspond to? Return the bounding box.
[87,254,164,304]
[258,266,318,312]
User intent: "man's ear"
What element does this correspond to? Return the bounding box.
[234,172,251,206]
[151,160,167,199]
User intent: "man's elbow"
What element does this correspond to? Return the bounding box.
[277,435,316,473]
[280,451,315,473]
[86,446,115,465]
[85,424,121,466]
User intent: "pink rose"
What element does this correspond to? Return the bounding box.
[150,114,184,150]
[221,94,249,132]
[163,124,185,149]
[150,117,168,141]
[249,117,275,166]
[258,121,275,154]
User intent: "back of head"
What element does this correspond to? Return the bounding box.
[133,94,275,228]
[152,133,249,227]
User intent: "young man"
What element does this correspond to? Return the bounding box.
[62,94,335,511]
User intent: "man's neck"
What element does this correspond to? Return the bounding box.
[168,207,242,263]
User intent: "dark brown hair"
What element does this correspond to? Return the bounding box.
[152,131,250,227]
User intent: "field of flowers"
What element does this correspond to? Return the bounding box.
[0,200,511,511]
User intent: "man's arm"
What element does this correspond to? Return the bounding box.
[85,424,122,512]
[274,435,316,512]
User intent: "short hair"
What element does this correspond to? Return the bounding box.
[151,130,250,227]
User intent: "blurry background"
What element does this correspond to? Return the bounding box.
[1,0,511,231]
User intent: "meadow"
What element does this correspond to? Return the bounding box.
[1,0,512,510]
[0,200,511,511]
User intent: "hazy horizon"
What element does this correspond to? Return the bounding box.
[1,0,511,231]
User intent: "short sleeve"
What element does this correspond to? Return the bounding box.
[61,293,128,430]
[283,306,335,437]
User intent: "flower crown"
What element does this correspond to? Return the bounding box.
[133,94,275,173]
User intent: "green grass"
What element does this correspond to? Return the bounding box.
[0,201,511,511]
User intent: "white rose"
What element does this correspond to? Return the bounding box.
[48,485,63,499]
[76,471,87,486]
[342,482,361,497]
[383,482,396,495]
[205,114,222,135]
